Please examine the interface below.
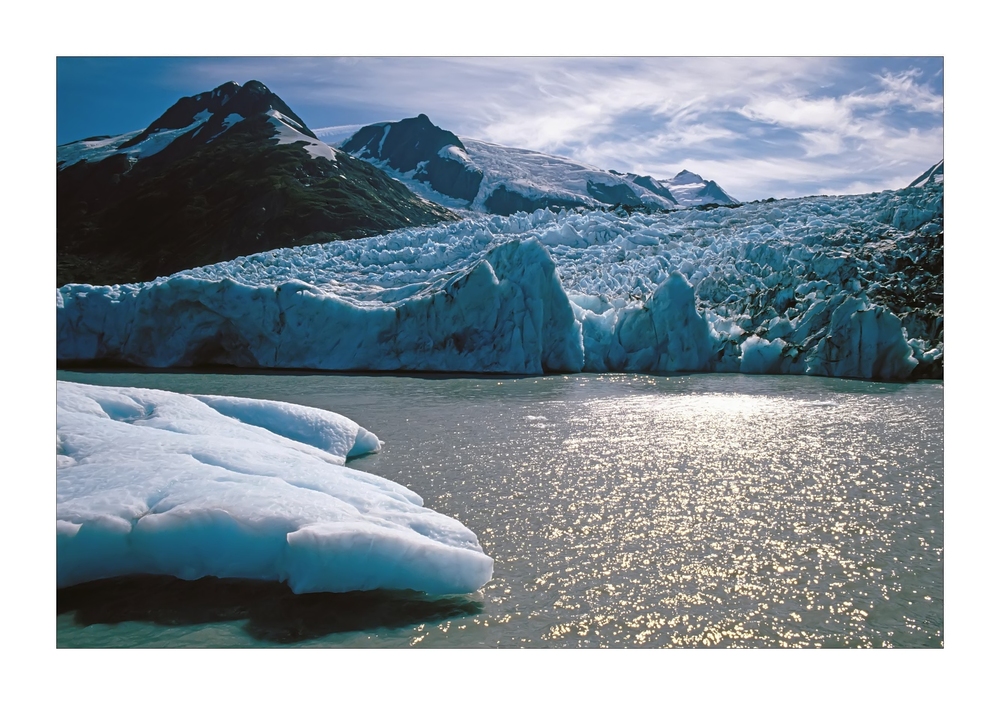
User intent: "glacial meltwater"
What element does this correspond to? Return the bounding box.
[55,371,943,648]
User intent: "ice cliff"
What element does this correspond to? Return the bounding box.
[57,181,943,380]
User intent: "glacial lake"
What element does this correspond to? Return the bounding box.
[56,370,943,648]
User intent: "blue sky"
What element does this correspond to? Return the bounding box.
[58,56,943,202]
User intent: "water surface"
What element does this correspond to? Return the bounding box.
[57,371,943,648]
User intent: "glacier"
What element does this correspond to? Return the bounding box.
[56,381,495,594]
[57,179,943,380]
[460,137,681,213]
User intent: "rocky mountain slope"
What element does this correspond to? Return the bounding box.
[57,81,458,286]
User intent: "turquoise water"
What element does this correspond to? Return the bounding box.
[56,371,943,648]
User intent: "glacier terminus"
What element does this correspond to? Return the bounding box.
[58,175,943,381]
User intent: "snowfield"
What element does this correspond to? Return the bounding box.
[461,138,680,212]
[57,180,943,380]
[57,381,494,594]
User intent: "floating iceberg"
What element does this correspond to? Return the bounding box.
[56,381,494,594]
[57,181,942,380]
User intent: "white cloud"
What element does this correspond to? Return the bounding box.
[800,131,845,157]
[313,124,367,143]
[870,126,945,166]
[664,156,857,199]
[669,124,740,148]
[868,68,944,113]
[740,96,852,131]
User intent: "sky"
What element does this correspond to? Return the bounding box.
[57,56,943,201]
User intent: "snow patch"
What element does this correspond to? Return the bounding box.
[266,111,338,163]
[439,144,473,165]
[57,111,215,170]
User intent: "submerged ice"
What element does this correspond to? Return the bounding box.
[57,181,943,380]
[56,381,494,594]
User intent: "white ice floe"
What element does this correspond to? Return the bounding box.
[56,381,494,594]
[57,180,942,380]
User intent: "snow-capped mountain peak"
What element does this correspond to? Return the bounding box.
[340,115,738,215]
[614,173,679,205]
[670,169,705,185]
[341,114,484,203]
[57,80,324,171]
[660,170,738,207]
[141,79,315,139]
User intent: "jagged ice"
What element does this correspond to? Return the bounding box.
[57,181,943,380]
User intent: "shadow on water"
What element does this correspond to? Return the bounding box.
[57,575,483,645]
[57,361,538,381]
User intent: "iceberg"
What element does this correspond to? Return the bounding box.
[56,381,494,595]
[57,180,942,380]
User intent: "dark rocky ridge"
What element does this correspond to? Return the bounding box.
[342,114,484,202]
[483,185,583,217]
[907,160,944,189]
[58,82,458,286]
[484,181,653,217]
[624,174,679,205]
[694,180,735,204]
[585,181,644,207]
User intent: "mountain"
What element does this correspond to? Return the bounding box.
[613,170,737,208]
[658,169,738,207]
[340,115,738,216]
[907,159,944,188]
[57,81,458,286]
[612,172,679,206]
[340,114,485,203]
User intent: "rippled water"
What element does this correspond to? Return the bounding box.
[56,371,943,648]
